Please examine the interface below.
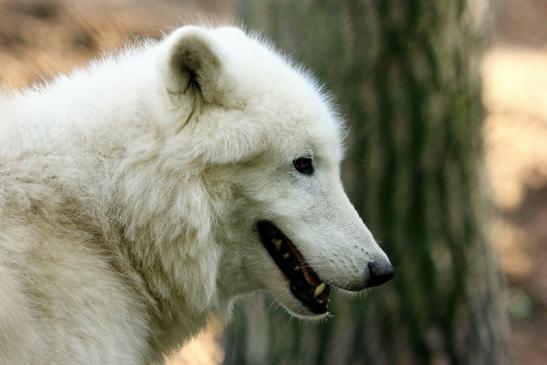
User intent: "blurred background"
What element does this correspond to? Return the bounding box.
[0,0,545,364]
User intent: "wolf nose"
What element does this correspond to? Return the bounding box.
[365,259,395,287]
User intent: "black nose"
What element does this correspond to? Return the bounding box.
[366,259,395,287]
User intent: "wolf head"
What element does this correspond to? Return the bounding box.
[138,26,393,319]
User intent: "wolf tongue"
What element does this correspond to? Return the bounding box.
[282,237,321,286]
[301,265,321,287]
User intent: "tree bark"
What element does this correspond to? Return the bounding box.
[224,1,509,364]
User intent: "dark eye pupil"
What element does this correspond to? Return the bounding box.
[293,157,314,175]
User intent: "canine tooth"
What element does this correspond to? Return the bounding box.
[283,253,290,259]
[314,282,326,298]
[272,239,282,250]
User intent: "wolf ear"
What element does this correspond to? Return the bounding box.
[162,27,221,103]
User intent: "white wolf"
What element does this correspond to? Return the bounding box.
[0,26,393,364]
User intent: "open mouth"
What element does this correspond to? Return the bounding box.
[256,220,331,314]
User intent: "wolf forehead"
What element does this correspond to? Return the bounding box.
[162,26,346,160]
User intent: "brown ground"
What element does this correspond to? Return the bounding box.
[483,47,547,365]
[485,1,547,362]
[1,0,546,364]
[0,0,235,87]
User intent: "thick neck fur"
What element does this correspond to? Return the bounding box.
[1,45,235,360]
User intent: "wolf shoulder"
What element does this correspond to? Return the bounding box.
[0,193,150,364]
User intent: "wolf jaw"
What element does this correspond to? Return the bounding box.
[256,220,331,314]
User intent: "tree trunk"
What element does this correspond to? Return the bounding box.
[223,1,509,364]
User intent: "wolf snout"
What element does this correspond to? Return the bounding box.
[365,258,395,288]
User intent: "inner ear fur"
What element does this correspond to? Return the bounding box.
[165,27,221,103]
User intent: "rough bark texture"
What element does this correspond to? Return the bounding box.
[224,1,509,364]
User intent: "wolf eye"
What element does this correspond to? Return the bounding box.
[293,157,314,175]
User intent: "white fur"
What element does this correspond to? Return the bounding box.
[0,26,390,364]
